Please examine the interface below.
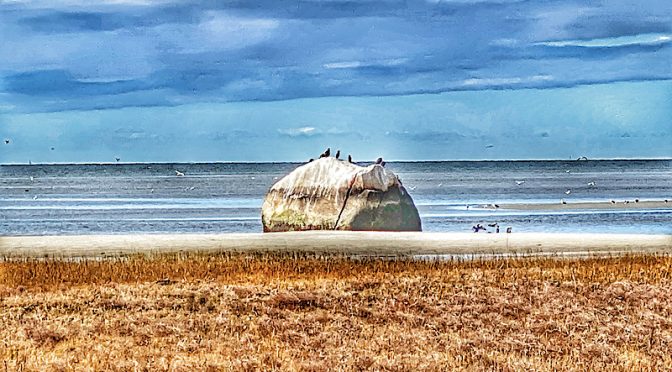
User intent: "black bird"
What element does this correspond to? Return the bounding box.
[347,155,353,163]
[3,139,9,144]
[319,147,330,158]
[335,150,340,159]
[308,158,314,163]
[50,147,55,151]
[115,157,120,162]
[375,157,383,165]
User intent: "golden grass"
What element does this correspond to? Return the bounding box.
[1,253,672,371]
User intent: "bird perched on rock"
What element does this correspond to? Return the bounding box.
[587,181,596,187]
[347,155,353,163]
[335,150,340,159]
[308,158,314,163]
[375,157,383,164]
[319,148,330,158]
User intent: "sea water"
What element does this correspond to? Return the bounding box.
[1,160,670,236]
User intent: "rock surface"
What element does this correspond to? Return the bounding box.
[261,157,421,232]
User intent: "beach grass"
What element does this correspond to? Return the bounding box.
[1,252,672,370]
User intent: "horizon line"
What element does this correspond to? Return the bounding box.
[2,157,671,166]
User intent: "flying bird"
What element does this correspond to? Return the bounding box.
[319,148,330,158]
[50,147,55,151]
[565,189,571,195]
[335,150,340,159]
[485,144,494,148]
[175,170,184,177]
[3,139,9,144]
[587,181,596,187]
[515,180,525,185]
[115,157,120,162]
[565,170,571,173]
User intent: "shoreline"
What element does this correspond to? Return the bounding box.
[488,200,670,210]
[1,232,670,259]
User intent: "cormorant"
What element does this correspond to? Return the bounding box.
[308,158,314,162]
[319,148,330,158]
[335,150,340,159]
[115,157,120,162]
[3,139,9,144]
[347,155,352,163]
[375,157,383,164]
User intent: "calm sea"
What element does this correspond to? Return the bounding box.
[1,160,671,236]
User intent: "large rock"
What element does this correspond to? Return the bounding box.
[261,157,421,232]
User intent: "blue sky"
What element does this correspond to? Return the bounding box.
[0,0,670,163]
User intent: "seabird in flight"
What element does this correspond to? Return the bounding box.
[565,189,571,195]
[175,170,185,177]
[3,139,9,144]
[515,180,525,185]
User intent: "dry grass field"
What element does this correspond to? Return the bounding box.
[1,252,672,371]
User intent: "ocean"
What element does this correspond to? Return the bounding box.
[1,160,671,236]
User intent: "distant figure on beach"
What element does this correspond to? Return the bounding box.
[320,148,330,158]
[515,180,525,186]
[335,150,340,159]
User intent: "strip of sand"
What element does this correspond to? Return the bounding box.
[1,232,670,259]
[495,200,670,210]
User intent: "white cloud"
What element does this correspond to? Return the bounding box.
[536,33,672,48]
[322,58,407,70]
[278,126,318,137]
[462,75,553,87]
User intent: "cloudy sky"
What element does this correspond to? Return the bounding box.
[0,0,670,163]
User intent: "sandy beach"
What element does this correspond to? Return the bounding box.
[495,200,670,210]
[1,231,670,259]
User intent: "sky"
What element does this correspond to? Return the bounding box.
[0,0,670,163]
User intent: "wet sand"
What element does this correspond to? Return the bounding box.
[493,200,670,210]
[1,232,670,259]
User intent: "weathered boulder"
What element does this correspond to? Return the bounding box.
[261,157,421,232]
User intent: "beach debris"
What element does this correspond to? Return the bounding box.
[175,170,185,177]
[155,278,174,286]
[515,180,525,185]
[261,157,421,232]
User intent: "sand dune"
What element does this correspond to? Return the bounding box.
[1,232,670,259]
